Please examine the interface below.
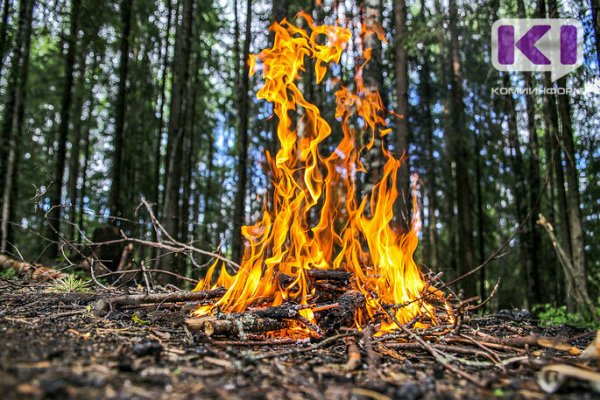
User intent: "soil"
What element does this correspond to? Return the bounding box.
[0,278,596,400]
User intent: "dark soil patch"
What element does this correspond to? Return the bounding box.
[0,279,595,399]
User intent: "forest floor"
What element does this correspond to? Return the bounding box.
[0,278,596,400]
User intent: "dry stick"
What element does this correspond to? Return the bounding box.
[363,325,379,381]
[382,307,486,387]
[93,287,226,314]
[97,267,199,284]
[343,336,362,371]
[139,197,241,271]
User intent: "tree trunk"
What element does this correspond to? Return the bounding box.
[0,0,33,253]
[393,0,410,232]
[108,0,133,223]
[0,0,12,80]
[45,0,82,259]
[548,0,591,313]
[516,0,542,306]
[153,0,173,212]
[591,0,600,68]
[503,73,533,308]
[231,0,252,264]
[417,0,438,270]
[159,0,194,280]
[448,0,477,297]
[66,47,90,242]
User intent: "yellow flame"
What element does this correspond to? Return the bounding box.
[193,13,446,335]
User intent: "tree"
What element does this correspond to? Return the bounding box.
[159,0,194,278]
[231,0,252,264]
[0,0,34,253]
[447,0,477,297]
[394,0,410,232]
[45,0,82,259]
[0,0,12,80]
[108,0,133,223]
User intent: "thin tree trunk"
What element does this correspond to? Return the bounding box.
[44,0,81,259]
[417,0,437,269]
[0,0,12,80]
[591,0,600,67]
[548,0,591,313]
[231,0,252,264]
[0,0,33,253]
[159,0,194,280]
[0,0,26,227]
[448,0,477,297]
[394,0,410,232]
[66,47,90,242]
[108,0,133,223]
[503,73,533,307]
[153,0,173,212]
[516,0,542,305]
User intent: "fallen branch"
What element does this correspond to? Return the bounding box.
[0,254,66,281]
[186,315,288,337]
[93,287,226,315]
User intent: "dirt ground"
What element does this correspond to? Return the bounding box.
[0,278,596,400]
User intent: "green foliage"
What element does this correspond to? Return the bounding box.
[534,304,599,329]
[49,274,91,293]
[0,268,17,280]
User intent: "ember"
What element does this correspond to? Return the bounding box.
[188,13,451,337]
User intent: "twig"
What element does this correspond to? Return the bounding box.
[254,332,359,360]
[383,307,486,387]
[93,287,226,315]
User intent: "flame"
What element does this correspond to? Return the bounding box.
[193,13,446,335]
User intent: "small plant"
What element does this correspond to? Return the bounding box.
[131,312,149,325]
[534,304,599,329]
[0,268,17,280]
[49,274,90,293]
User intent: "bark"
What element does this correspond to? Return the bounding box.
[447,0,477,297]
[393,0,410,232]
[0,0,34,253]
[186,316,288,337]
[159,0,194,279]
[231,0,252,264]
[108,0,133,222]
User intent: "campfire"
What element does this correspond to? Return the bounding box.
[186,14,451,339]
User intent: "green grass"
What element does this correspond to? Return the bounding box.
[48,274,91,293]
[0,268,17,280]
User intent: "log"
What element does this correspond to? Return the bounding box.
[318,290,365,333]
[0,254,67,281]
[186,315,288,337]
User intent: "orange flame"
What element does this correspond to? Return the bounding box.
[193,13,445,335]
